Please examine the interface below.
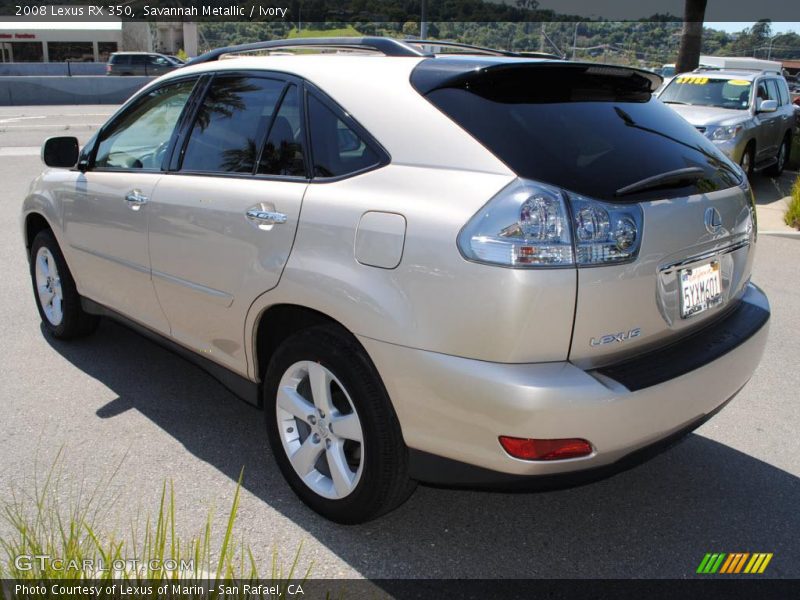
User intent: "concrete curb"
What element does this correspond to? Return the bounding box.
[760,230,800,238]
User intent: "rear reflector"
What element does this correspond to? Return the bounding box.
[499,436,593,461]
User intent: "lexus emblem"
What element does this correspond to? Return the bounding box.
[704,207,723,234]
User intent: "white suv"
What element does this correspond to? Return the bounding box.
[23,38,770,523]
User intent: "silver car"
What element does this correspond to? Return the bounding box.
[658,68,795,177]
[23,38,770,523]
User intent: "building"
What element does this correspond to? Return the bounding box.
[781,60,800,80]
[0,19,198,63]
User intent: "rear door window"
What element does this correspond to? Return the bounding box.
[180,75,286,174]
[257,84,306,177]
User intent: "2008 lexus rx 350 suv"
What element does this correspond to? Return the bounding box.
[23,38,770,523]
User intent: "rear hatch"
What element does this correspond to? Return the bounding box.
[413,59,756,368]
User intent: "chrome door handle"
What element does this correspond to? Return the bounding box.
[246,209,287,226]
[125,190,148,211]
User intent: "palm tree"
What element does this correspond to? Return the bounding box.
[675,0,708,74]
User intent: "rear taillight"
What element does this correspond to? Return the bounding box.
[458,178,643,268]
[499,436,593,461]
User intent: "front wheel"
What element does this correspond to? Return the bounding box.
[29,229,98,339]
[740,143,755,179]
[765,136,790,177]
[264,325,415,523]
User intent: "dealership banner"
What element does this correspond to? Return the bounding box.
[0,0,798,22]
[3,579,800,599]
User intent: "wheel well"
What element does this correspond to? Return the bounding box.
[254,304,340,382]
[25,213,52,253]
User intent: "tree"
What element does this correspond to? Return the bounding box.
[675,0,707,74]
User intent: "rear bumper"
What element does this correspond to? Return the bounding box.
[360,283,769,483]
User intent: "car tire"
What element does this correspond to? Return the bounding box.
[765,135,790,177]
[264,324,416,523]
[740,142,755,179]
[29,229,99,339]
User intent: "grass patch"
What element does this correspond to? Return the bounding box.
[287,26,361,39]
[0,449,309,588]
[785,177,800,230]
[790,133,800,171]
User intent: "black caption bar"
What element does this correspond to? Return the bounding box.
[0,0,798,22]
[3,579,800,600]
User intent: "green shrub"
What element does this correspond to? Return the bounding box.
[0,450,309,590]
[785,177,800,230]
[790,133,800,171]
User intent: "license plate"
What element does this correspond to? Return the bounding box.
[680,261,722,318]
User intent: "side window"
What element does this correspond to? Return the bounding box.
[181,76,285,174]
[149,55,169,66]
[94,79,196,170]
[257,84,306,177]
[307,94,382,178]
[130,55,146,66]
[777,80,790,106]
[766,80,780,104]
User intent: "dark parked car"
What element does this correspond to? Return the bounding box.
[106,52,181,76]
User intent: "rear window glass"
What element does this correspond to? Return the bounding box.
[424,67,740,201]
[307,94,382,178]
[110,54,128,64]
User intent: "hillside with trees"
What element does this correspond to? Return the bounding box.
[198,19,800,67]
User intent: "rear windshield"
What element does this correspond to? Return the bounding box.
[422,66,741,201]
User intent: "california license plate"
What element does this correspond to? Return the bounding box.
[680,261,722,318]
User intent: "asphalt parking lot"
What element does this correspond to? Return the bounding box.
[1,105,799,580]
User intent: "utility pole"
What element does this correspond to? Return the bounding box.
[420,0,428,39]
[540,23,546,53]
[572,21,583,60]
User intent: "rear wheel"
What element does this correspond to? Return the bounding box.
[264,324,415,523]
[30,230,98,339]
[765,135,790,177]
[740,142,755,179]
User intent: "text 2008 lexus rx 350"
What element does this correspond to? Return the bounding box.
[22,38,770,523]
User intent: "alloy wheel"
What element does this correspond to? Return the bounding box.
[740,150,751,176]
[35,247,63,326]
[276,361,364,499]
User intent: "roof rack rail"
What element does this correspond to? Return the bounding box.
[186,37,431,66]
[693,66,783,75]
[404,39,518,57]
[186,36,564,67]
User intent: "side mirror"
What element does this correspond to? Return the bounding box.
[757,99,778,113]
[42,136,79,168]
